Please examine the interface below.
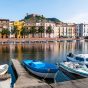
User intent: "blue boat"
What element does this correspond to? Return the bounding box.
[22,59,59,78]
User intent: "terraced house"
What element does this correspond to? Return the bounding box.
[0,19,9,38]
[76,23,88,38]
[55,23,76,38]
[14,21,24,38]
[24,14,56,38]
[0,19,9,30]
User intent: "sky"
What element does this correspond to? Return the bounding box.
[0,0,88,23]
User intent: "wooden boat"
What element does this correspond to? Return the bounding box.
[22,59,59,78]
[0,64,8,76]
[60,62,88,77]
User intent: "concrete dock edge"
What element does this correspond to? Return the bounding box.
[50,77,88,88]
[11,59,51,88]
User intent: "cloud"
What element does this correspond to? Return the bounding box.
[64,13,88,23]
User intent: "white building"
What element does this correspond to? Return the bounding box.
[56,23,76,38]
[77,23,88,38]
[9,21,15,38]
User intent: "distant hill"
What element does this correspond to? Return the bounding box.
[24,14,61,23]
[46,18,61,23]
[24,14,46,22]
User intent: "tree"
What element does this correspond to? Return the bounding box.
[29,26,37,38]
[11,26,18,38]
[1,29,10,38]
[20,27,29,38]
[46,26,53,38]
[38,26,44,38]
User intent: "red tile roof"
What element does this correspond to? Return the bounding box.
[0,19,9,21]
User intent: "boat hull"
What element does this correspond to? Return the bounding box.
[22,60,58,78]
[60,66,85,78]
[0,64,8,76]
[60,63,88,78]
[26,66,56,78]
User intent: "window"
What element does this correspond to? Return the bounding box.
[75,57,84,61]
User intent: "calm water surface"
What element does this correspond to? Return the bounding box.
[0,41,88,85]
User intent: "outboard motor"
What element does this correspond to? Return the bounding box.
[68,53,74,57]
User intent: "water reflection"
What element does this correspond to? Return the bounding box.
[1,41,88,83]
[0,44,10,64]
[1,41,88,64]
[54,70,71,83]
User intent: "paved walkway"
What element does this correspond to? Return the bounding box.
[0,78,11,88]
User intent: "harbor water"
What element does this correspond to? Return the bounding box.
[0,40,88,85]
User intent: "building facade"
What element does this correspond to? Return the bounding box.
[14,21,24,38]
[55,23,76,38]
[0,19,9,38]
[24,19,77,38]
[77,23,88,38]
[9,21,14,38]
[0,19,9,31]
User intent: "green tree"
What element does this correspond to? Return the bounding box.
[11,26,19,38]
[46,26,53,38]
[1,29,10,38]
[20,27,29,38]
[38,26,44,38]
[29,26,37,38]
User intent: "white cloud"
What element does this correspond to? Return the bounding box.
[64,13,88,23]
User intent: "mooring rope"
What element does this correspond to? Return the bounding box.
[42,68,50,82]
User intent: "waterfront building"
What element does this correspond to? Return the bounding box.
[24,14,76,38]
[43,22,56,38]
[0,14,87,39]
[0,19,9,38]
[53,27,59,38]
[25,19,76,38]
[14,21,24,38]
[66,23,76,38]
[0,19,9,30]
[76,23,88,38]
[24,14,56,38]
[9,21,15,38]
[0,14,76,39]
[56,23,76,38]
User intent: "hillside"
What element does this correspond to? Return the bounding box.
[24,14,61,23]
[46,18,61,22]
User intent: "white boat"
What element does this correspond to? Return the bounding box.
[67,53,88,66]
[0,64,8,75]
[60,62,88,77]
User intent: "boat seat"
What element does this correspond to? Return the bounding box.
[23,60,33,65]
[31,62,45,68]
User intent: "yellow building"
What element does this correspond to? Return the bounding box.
[14,21,24,38]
